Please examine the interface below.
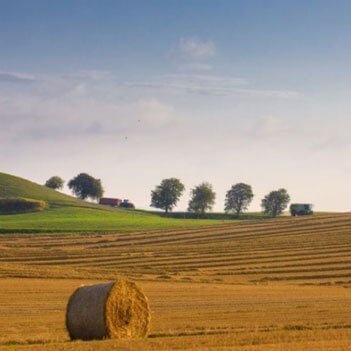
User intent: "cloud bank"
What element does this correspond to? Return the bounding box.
[125,73,300,99]
[0,70,175,144]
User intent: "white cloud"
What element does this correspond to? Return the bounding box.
[179,38,216,59]
[233,88,300,99]
[136,99,174,127]
[125,73,300,99]
[250,116,292,137]
[178,63,213,72]
[0,70,301,152]
[67,70,112,81]
[0,70,38,83]
[0,72,175,143]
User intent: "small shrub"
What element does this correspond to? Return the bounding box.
[0,198,47,214]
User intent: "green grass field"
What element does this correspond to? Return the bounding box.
[0,172,233,233]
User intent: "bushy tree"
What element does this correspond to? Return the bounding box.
[44,176,64,190]
[225,183,254,216]
[68,173,104,201]
[261,188,290,217]
[188,182,216,214]
[151,178,185,214]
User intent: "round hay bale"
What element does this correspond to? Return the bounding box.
[66,279,151,340]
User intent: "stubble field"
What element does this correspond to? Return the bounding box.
[0,214,350,350]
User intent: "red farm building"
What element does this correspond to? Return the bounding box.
[99,198,122,207]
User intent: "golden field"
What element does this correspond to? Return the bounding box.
[0,214,350,350]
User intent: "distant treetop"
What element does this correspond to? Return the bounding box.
[151,178,185,214]
[225,183,254,216]
[188,182,216,214]
[45,176,64,190]
[68,173,104,201]
[261,188,290,217]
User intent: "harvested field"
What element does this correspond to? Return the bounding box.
[0,214,350,285]
[0,213,350,350]
[0,279,350,350]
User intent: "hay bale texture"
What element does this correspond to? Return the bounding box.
[66,279,151,340]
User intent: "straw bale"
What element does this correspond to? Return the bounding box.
[66,279,150,340]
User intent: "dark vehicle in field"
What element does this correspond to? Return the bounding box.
[290,203,313,216]
[119,199,135,209]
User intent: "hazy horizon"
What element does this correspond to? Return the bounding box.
[1,1,351,212]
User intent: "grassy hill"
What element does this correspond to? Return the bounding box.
[0,172,87,207]
[0,172,227,233]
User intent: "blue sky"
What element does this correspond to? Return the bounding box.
[1,1,351,211]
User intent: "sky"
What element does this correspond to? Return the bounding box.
[1,0,351,212]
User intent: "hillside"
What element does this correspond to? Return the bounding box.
[0,172,224,232]
[0,172,89,207]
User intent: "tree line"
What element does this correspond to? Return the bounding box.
[150,178,290,217]
[45,174,290,217]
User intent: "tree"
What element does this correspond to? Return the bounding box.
[68,173,104,201]
[44,176,64,190]
[188,182,216,214]
[225,183,254,216]
[150,178,185,214]
[261,188,290,217]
